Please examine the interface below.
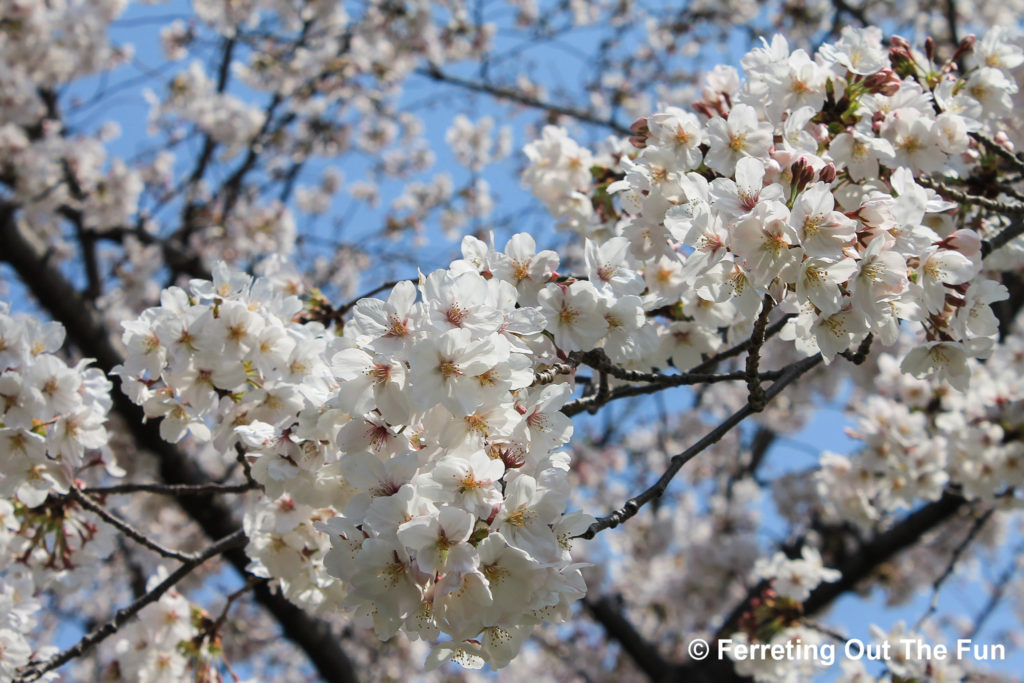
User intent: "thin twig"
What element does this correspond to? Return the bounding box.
[235,444,263,491]
[578,353,824,539]
[68,487,196,563]
[913,507,994,631]
[689,314,796,375]
[418,66,632,136]
[16,530,246,682]
[562,368,790,417]
[82,481,257,496]
[967,540,1024,640]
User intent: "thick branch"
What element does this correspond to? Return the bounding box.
[802,492,967,616]
[584,596,675,682]
[744,295,774,411]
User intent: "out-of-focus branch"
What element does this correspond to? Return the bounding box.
[982,215,1024,257]
[418,66,633,136]
[917,175,1024,214]
[584,596,675,681]
[973,133,1024,175]
[802,492,968,616]
[677,493,970,681]
[967,540,1024,639]
[913,507,994,630]
[944,0,960,46]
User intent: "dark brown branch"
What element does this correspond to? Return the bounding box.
[944,0,960,45]
[16,529,246,682]
[982,215,1024,257]
[802,492,967,616]
[744,295,774,411]
[578,353,824,539]
[417,66,632,136]
[584,596,675,681]
[82,481,256,497]
[681,493,970,681]
[561,367,789,417]
[68,487,196,563]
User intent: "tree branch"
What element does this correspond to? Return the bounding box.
[584,596,675,681]
[82,481,256,496]
[578,353,824,539]
[67,486,196,563]
[417,66,632,136]
[16,529,247,682]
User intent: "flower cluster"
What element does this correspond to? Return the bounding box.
[0,539,52,681]
[113,256,601,668]
[522,26,1022,388]
[814,335,1024,526]
[0,304,114,507]
[752,546,841,602]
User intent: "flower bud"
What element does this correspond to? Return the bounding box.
[818,162,837,184]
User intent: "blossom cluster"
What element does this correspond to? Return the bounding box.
[0,304,114,507]
[112,257,602,669]
[813,336,1024,526]
[521,26,1022,388]
[0,556,52,682]
[5,8,1024,676]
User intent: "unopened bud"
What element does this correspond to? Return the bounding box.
[692,101,714,119]
[994,130,1014,151]
[953,34,976,62]
[890,35,911,51]
[628,117,649,148]
[925,36,935,62]
[819,163,837,184]
[800,162,816,188]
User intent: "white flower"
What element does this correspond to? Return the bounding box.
[407,329,510,416]
[918,248,979,314]
[797,257,857,315]
[537,281,608,352]
[584,236,644,298]
[704,104,774,176]
[730,200,801,288]
[900,342,971,391]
